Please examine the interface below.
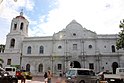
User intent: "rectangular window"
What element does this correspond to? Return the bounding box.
[73,44,77,50]
[7,59,11,65]
[77,70,94,76]
[39,50,43,54]
[58,64,62,70]
[112,46,116,52]
[89,63,94,69]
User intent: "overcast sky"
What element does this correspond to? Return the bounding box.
[0,0,124,44]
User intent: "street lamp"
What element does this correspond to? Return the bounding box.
[20,53,22,69]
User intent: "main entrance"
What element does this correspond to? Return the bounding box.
[112,62,118,74]
[70,61,81,68]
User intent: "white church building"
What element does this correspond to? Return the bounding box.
[0,12,124,76]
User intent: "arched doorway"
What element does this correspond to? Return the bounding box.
[70,61,81,68]
[26,64,30,72]
[112,62,118,74]
[38,63,43,73]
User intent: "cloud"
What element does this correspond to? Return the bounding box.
[1,0,124,44]
[0,0,34,44]
[0,0,34,22]
[32,0,124,38]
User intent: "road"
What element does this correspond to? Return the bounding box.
[18,76,66,83]
[18,80,44,83]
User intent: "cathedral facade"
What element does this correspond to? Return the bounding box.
[0,12,124,76]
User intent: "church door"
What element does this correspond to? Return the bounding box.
[112,62,118,74]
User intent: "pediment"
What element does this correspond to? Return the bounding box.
[53,20,97,39]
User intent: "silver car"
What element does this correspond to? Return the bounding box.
[65,68,98,83]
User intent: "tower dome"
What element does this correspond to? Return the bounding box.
[9,10,29,37]
[16,10,25,19]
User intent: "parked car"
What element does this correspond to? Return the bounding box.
[16,70,32,80]
[0,67,9,77]
[65,68,99,83]
[0,67,18,83]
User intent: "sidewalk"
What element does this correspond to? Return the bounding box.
[32,76,66,83]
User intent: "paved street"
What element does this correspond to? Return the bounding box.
[18,76,66,83]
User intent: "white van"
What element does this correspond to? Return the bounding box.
[5,67,16,77]
[1,67,18,83]
[65,68,98,83]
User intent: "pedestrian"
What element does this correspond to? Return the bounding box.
[21,71,26,83]
[44,72,48,83]
[56,77,61,83]
[47,70,52,83]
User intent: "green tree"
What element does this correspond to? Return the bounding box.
[0,58,4,63]
[0,44,5,53]
[116,19,124,50]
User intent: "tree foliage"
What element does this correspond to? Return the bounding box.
[0,44,5,53]
[116,19,124,50]
[0,58,4,63]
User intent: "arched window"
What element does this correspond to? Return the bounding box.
[20,22,24,30]
[111,45,116,52]
[39,46,44,54]
[10,38,15,48]
[26,64,30,71]
[38,64,43,72]
[73,44,77,50]
[14,23,17,30]
[27,46,31,54]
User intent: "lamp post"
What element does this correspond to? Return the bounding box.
[20,53,22,69]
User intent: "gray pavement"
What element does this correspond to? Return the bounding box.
[32,76,66,83]
[18,76,66,83]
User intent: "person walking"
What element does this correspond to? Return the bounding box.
[21,71,26,83]
[44,72,48,83]
[47,70,52,83]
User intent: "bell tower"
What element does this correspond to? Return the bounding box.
[4,11,29,53]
